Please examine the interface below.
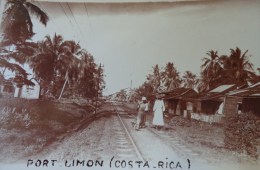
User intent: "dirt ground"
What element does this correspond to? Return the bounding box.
[0,100,259,170]
[123,102,260,165]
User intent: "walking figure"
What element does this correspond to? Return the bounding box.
[135,97,148,130]
[152,97,165,130]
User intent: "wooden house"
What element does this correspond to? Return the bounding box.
[14,79,40,99]
[159,88,198,116]
[190,84,244,123]
[224,82,260,116]
[199,84,239,115]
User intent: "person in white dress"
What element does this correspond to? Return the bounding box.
[152,98,165,129]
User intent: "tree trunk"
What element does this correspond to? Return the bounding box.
[58,71,68,100]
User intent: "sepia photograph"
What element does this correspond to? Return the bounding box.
[0,0,260,170]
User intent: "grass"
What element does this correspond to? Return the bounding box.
[0,98,94,162]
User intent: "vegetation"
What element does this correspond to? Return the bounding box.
[0,0,105,100]
[0,97,93,161]
[224,112,260,159]
[133,47,259,103]
[0,0,49,86]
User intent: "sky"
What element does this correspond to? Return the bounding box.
[1,0,260,95]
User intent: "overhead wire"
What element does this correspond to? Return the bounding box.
[66,2,89,47]
[58,1,81,39]
[35,1,60,33]
[84,2,94,38]
[66,2,83,36]
[36,1,93,52]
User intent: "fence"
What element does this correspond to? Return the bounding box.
[191,112,224,123]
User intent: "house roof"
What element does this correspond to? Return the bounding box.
[227,82,260,98]
[200,84,238,101]
[159,87,198,100]
[209,84,235,93]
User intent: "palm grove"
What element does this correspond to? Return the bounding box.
[134,49,260,104]
[0,0,105,99]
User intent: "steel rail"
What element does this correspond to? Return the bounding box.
[121,107,195,159]
[112,103,145,162]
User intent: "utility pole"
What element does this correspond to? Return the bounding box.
[94,63,104,114]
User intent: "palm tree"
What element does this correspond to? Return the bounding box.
[201,50,223,78]
[200,50,223,89]
[57,41,82,99]
[182,71,198,89]
[29,34,62,89]
[29,34,80,98]
[147,64,161,93]
[223,47,256,84]
[1,0,49,43]
[161,62,181,91]
[0,0,48,87]
[75,52,98,98]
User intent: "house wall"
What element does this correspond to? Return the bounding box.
[242,98,260,116]
[15,84,40,99]
[223,96,242,115]
[201,100,222,115]
[164,99,178,114]
[21,85,40,99]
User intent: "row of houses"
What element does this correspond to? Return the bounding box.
[159,82,260,123]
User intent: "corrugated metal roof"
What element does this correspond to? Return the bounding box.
[228,89,248,95]
[210,84,235,93]
[200,84,238,101]
[160,88,197,99]
[250,93,260,96]
[227,82,260,97]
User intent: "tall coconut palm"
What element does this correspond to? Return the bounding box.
[57,40,82,99]
[182,71,198,89]
[161,62,181,91]
[200,50,223,89]
[75,52,98,98]
[0,0,48,87]
[1,0,49,43]
[29,34,62,85]
[201,50,223,78]
[223,47,256,84]
[147,64,162,93]
[29,34,80,98]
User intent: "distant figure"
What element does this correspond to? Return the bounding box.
[140,99,149,128]
[135,97,148,130]
[152,98,165,129]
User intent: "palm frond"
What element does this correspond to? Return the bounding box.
[25,2,49,26]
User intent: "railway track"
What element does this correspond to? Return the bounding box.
[107,102,218,170]
[114,102,204,162]
[111,102,146,161]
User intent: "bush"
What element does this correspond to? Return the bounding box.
[224,112,260,159]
